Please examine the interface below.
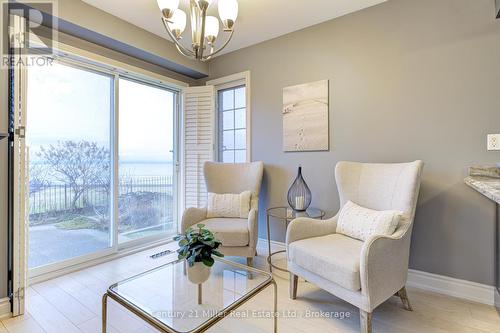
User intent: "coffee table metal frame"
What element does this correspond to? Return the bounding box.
[266,207,325,273]
[102,257,277,333]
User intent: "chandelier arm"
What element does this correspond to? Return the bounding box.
[161,18,195,57]
[198,9,207,60]
[202,30,235,61]
[174,43,196,59]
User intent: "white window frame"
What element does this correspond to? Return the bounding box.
[206,71,251,162]
[26,38,187,282]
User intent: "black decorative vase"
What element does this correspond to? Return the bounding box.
[287,166,312,212]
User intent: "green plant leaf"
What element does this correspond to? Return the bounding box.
[201,240,215,247]
[212,250,224,257]
[202,257,214,267]
[176,223,224,267]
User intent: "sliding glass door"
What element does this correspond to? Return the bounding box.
[26,59,179,273]
[118,78,177,243]
[27,62,113,269]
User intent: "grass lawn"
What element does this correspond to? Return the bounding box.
[54,216,102,230]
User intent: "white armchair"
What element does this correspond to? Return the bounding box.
[286,161,424,333]
[181,161,264,267]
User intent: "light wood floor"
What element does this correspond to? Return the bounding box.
[1,243,499,333]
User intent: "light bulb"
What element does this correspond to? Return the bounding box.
[204,16,219,43]
[157,0,179,18]
[168,9,187,39]
[218,0,238,29]
[157,0,179,10]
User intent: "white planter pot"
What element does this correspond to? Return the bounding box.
[187,262,211,284]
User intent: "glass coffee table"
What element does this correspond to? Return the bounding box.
[102,257,277,333]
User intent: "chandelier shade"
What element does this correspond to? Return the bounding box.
[168,9,187,38]
[204,16,220,41]
[218,0,238,28]
[157,0,180,18]
[159,0,238,61]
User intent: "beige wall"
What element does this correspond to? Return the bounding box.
[40,27,200,86]
[29,0,208,77]
[208,0,500,285]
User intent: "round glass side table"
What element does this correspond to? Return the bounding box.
[266,206,325,273]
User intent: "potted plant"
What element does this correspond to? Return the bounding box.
[174,223,224,284]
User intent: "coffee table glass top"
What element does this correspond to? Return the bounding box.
[108,258,272,333]
[267,206,325,220]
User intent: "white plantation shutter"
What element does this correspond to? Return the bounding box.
[182,86,215,209]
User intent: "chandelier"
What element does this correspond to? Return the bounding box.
[157,0,238,61]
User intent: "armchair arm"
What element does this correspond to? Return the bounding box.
[247,209,258,251]
[286,215,338,251]
[181,207,207,232]
[360,228,411,311]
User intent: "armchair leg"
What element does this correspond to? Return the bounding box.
[359,310,372,333]
[396,286,413,311]
[289,273,298,300]
[246,257,253,267]
[247,257,254,280]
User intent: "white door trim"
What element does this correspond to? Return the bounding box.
[10,13,28,317]
[206,71,252,162]
[0,298,12,320]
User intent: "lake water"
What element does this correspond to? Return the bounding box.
[31,161,174,183]
[120,162,174,177]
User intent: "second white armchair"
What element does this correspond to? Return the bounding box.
[286,161,424,333]
[181,161,264,268]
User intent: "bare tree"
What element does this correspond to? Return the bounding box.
[29,162,49,194]
[92,156,112,223]
[38,140,110,210]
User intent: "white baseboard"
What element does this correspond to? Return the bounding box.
[257,238,285,251]
[0,297,11,319]
[407,269,495,306]
[257,238,496,306]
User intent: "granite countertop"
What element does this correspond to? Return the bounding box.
[465,176,500,204]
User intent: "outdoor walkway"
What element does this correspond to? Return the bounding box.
[29,225,109,268]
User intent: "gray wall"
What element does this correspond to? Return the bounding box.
[208,0,500,286]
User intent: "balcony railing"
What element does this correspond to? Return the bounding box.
[29,176,173,217]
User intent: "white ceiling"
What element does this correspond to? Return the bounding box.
[82,0,387,56]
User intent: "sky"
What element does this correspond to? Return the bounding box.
[26,61,175,163]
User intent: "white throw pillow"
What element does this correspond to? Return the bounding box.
[206,191,252,219]
[336,201,402,241]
